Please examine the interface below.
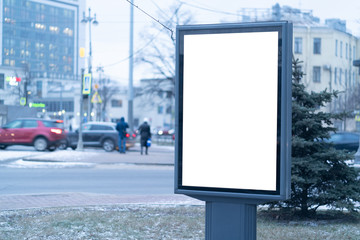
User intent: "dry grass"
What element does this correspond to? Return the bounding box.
[0,205,204,240]
[1,205,360,240]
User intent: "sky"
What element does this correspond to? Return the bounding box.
[85,0,360,86]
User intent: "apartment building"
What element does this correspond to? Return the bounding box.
[240,4,360,131]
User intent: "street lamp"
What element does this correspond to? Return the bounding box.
[81,8,98,121]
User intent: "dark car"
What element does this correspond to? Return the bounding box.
[324,132,360,152]
[0,118,66,151]
[61,122,136,152]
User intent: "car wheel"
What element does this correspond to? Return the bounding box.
[48,146,56,151]
[0,145,7,150]
[34,137,48,151]
[103,139,115,152]
[58,140,68,150]
[71,146,76,150]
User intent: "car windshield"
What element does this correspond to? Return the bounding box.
[90,125,114,131]
[43,120,64,129]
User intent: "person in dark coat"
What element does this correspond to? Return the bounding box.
[138,118,151,155]
[116,117,129,153]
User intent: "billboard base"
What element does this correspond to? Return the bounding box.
[206,201,256,240]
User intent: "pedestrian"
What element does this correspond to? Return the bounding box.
[116,117,129,153]
[138,118,151,155]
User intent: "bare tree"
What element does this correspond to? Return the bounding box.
[135,3,194,106]
[97,78,120,121]
[7,64,32,106]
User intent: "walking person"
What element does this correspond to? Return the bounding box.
[138,118,151,155]
[116,117,129,154]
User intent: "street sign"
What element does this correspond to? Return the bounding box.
[20,97,26,106]
[29,102,45,108]
[91,91,102,103]
[80,47,85,58]
[6,76,21,86]
[82,73,92,95]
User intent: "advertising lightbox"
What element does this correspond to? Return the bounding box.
[175,22,292,202]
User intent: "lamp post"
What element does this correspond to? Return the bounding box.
[128,0,134,132]
[81,8,98,122]
[96,65,104,121]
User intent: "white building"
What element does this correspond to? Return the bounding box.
[240,4,360,131]
[293,22,360,130]
[133,78,174,133]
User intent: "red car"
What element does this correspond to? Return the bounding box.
[0,118,66,151]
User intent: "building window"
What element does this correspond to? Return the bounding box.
[313,66,321,83]
[36,81,42,97]
[335,40,338,56]
[345,69,348,87]
[349,44,352,60]
[354,72,356,85]
[166,106,172,114]
[334,68,337,85]
[294,37,302,54]
[340,41,343,58]
[0,74,4,89]
[43,101,74,112]
[111,99,122,108]
[158,106,163,114]
[313,38,321,54]
[346,43,348,59]
[349,70,352,87]
[339,68,343,85]
[354,46,356,59]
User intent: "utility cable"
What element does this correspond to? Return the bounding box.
[123,0,174,41]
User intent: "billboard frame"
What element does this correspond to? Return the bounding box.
[174,21,292,203]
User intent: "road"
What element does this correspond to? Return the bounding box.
[0,166,173,195]
[0,145,175,196]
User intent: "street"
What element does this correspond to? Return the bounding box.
[0,145,175,196]
[0,166,173,195]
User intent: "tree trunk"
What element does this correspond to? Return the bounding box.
[300,188,309,217]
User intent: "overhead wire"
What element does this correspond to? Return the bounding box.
[123,0,174,40]
[102,29,163,69]
[103,1,179,70]
[176,0,239,16]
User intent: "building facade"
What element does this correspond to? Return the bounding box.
[0,0,85,128]
[133,78,174,133]
[240,4,360,131]
[293,24,360,130]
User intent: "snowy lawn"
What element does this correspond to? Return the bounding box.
[1,205,360,240]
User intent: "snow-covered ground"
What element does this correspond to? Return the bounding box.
[0,151,37,162]
[0,147,100,168]
[4,159,96,168]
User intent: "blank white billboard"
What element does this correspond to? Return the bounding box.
[181,31,279,191]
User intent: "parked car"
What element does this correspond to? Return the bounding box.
[0,118,66,151]
[323,132,360,152]
[60,122,136,151]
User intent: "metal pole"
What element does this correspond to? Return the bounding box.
[128,0,134,131]
[88,8,92,122]
[205,202,257,240]
[77,68,85,151]
[60,83,63,119]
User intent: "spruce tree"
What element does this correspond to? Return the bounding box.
[282,58,360,217]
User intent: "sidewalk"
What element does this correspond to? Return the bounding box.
[21,144,175,166]
[0,193,203,211]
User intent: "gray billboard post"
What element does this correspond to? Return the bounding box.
[175,22,293,239]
